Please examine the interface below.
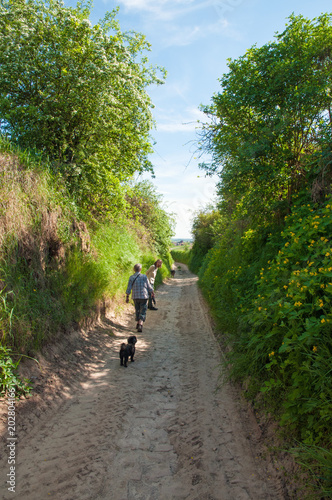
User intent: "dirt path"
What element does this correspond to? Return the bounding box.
[0,264,288,500]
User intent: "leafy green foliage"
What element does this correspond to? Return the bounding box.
[0,0,165,215]
[195,13,332,495]
[171,247,192,266]
[0,345,32,394]
[0,139,174,354]
[189,207,222,273]
[290,443,332,497]
[198,13,332,224]
[126,180,175,257]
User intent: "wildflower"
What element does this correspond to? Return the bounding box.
[313,346,318,352]
[268,351,275,357]
[321,318,326,323]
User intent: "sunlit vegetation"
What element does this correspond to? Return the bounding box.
[0,1,174,392]
[186,13,332,497]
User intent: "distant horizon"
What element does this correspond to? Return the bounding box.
[171,237,193,241]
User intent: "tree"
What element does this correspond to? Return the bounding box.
[191,206,221,254]
[198,14,332,223]
[0,0,166,214]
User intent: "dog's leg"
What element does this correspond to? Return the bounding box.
[120,344,127,366]
[130,346,135,362]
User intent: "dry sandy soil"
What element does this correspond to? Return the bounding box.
[0,264,292,500]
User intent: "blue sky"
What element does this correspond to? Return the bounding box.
[68,0,332,237]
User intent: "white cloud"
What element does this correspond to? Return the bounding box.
[162,17,238,47]
[155,106,206,133]
[115,0,224,23]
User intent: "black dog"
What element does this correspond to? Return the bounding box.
[119,335,137,367]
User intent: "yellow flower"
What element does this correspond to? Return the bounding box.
[313,346,318,352]
[321,318,326,323]
[268,351,275,357]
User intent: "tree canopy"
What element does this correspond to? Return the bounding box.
[0,0,166,215]
[126,180,175,256]
[198,13,332,223]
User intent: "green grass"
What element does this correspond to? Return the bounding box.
[171,247,192,266]
[0,138,173,393]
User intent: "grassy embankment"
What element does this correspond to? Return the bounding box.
[170,246,191,266]
[0,137,171,393]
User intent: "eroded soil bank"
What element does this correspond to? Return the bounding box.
[0,264,291,499]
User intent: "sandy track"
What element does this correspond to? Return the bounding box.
[0,264,287,500]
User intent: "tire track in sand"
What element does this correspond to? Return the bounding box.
[0,263,287,500]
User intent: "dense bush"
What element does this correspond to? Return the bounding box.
[200,196,332,443]
[171,247,192,266]
[0,138,173,393]
[195,13,332,495]
[0,0,165,217]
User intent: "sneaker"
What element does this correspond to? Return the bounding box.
[137,325,142,333]
[150,306,158,311]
